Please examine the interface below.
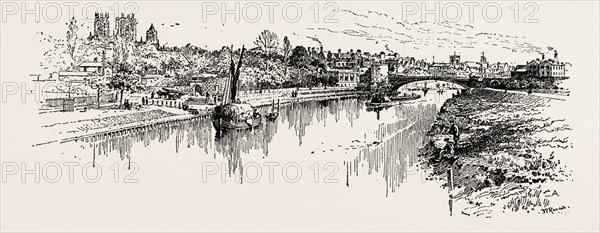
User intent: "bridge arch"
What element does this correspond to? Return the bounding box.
[391,80,467,92]
[489,80,501,88]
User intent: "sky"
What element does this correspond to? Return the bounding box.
[114,1,580,63]
[0,0,590,65]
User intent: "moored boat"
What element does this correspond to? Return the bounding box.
[365,92,398,108]
[212,45,262,130]
[389,93,421,102]
[212,103,261,129]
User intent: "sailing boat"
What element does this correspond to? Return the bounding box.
[265,99,279,121]
[212,45,262,130]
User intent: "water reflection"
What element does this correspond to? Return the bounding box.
[84,90,458,194]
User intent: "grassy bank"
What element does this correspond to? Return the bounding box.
[420,88,572,217]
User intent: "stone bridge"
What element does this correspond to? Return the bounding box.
[388,75,508,90]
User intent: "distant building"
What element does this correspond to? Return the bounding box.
[92,12,110,40]
[429,63,454,77]
[462,61,481,76]
[67,58,113,84]
[384,57,402,74]
[525,51,567,78]
[78,58,112,75]
[189,73,226,96]
[511,65,528,78]
[479,52,490,78]
[427,52,471,77]
[58,71,92,84]
[115,13,137,41]
[370,63,388,83]
[449,52,461,67]
[489,62,511,77]
[393,57,417,74]
[140,74,162,86]
[307,46,326,62]
[77,61,103,73]
[327,49,362,69]
[145,23,159,46]
[327,69,360,87]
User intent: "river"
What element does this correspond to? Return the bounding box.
[81,84,460,196]
[5,84,464,231]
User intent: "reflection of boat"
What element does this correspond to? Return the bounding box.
[265,112,279,121]
[265,99,280,121]
[212,45,262,130]
[365,100,397,108]
[389,93,421,101]
[366,104,393,111]
[213,103,261,129]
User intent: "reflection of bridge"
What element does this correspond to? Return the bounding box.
[388,75,506,90]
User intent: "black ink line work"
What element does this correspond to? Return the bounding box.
[33,7,573,218]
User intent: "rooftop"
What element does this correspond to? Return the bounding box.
[78,62,103,67]
[58,71,90,76]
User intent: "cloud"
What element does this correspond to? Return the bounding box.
[301,8,553,56]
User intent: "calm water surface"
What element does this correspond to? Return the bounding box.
[83,87,459,195]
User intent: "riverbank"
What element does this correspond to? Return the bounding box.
[419,88,573,217]
[35,87,368,146]
[230,86,368,107]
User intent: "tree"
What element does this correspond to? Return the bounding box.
[66,16,78,70]
[288,46,311,69]
[281,36,292,76]
[287,46,316,88]
[327,75,339,87]
[56,79,81,99]
[282,36,292,63]
[91,82,108,109]
[253,30,279,56]
[109,62,138,108]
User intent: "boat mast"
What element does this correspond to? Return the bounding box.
[229,45,245,103]
[219,45,246,105]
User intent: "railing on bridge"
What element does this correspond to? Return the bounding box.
[388,75,476,89]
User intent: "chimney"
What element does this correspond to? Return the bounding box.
[338,49,342,55]
[541,53,545,60]
[320,45,323,53]
[554,50,558,60]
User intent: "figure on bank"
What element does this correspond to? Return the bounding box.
[449,123,460,146]
[438,138,456,162]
